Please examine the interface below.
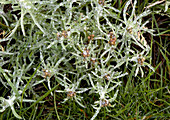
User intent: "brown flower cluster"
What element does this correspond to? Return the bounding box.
[67,91,76,97]
[88,34,95,42]
[62,30,68,38]
[56,30,68,39]
[82,48,90,58]
[43,69,51,78]
[101,99,111,107]
[104,74,111,80]
[98,0,105,6]
[108,32,116,45]
[137,57,145,65]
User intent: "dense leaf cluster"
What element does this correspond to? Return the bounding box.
[0,0,157,119]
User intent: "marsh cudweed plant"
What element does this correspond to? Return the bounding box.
[0,0,155,119]
[55,75,90,108]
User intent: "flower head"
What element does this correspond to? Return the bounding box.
[130,50,154,77]
[55,75,90,108]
